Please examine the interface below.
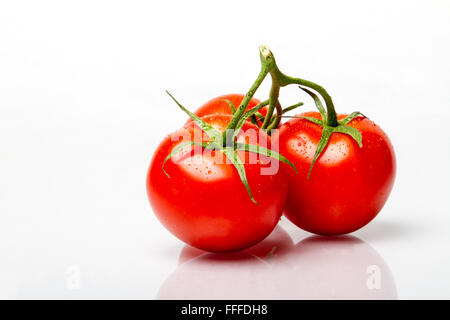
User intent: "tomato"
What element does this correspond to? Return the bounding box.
[186,94,267,125]
[275,111,396,235]
[147,114,288,252]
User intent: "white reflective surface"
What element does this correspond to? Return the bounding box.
[158,227,397,300]
[1,0,450,299]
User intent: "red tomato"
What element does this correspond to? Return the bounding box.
[147,114,288,252]
[275,111,396,235]
[186,94,267,125]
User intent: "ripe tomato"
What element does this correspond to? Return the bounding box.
[187,94,267,125]
[275,111,396,235]
[147,114,288,252]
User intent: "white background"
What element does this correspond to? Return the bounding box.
[1,0,449,299]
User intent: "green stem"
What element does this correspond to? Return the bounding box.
[254,102,303,127]
[261,84,280,129]
[253,99,270,111]
[266,100,283,131]
[250,100,269,126]
[259,46,339,127]
[277,71,338,126]
[225,47,276,134]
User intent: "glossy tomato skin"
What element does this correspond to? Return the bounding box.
[147,114,288,252]
[186,94,266,125]
[275,112,396,235]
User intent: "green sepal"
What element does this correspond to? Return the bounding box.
[339,111,364,126]
[301,119,364,179]
[281,100,365,179]
[333,125,363,147]
[249,115,260,127]
[266,101,304,130]
[254,112,265,122]
[229,101,271,143]
[166,91,222,142]
[299,86,327,120]
[282,115,324,126]
[222,99,236,115]
[222,147,258,204]
[249,100,269,127]
[235,103,268,132]
[281,102,304,115]
[236,143,297,172]
[162,141,206,178]
[307,125,334,179]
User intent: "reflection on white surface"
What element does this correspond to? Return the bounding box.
[177,226,295,264]
[274,235,397,299]
[158,229,397,300]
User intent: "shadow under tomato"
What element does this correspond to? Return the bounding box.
[157,229,397,300]
[354,219,419,242]
[177,225,295,265]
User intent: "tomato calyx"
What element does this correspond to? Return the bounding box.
[282,93,364,178]
[289,87,364,179]
[163,91,297,204]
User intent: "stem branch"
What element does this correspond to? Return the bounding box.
[275,70,338,126]
[261,46,339,127]
[226,47,276,134]
[261,84,280,129]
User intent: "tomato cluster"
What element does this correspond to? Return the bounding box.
[146,47,396,252]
